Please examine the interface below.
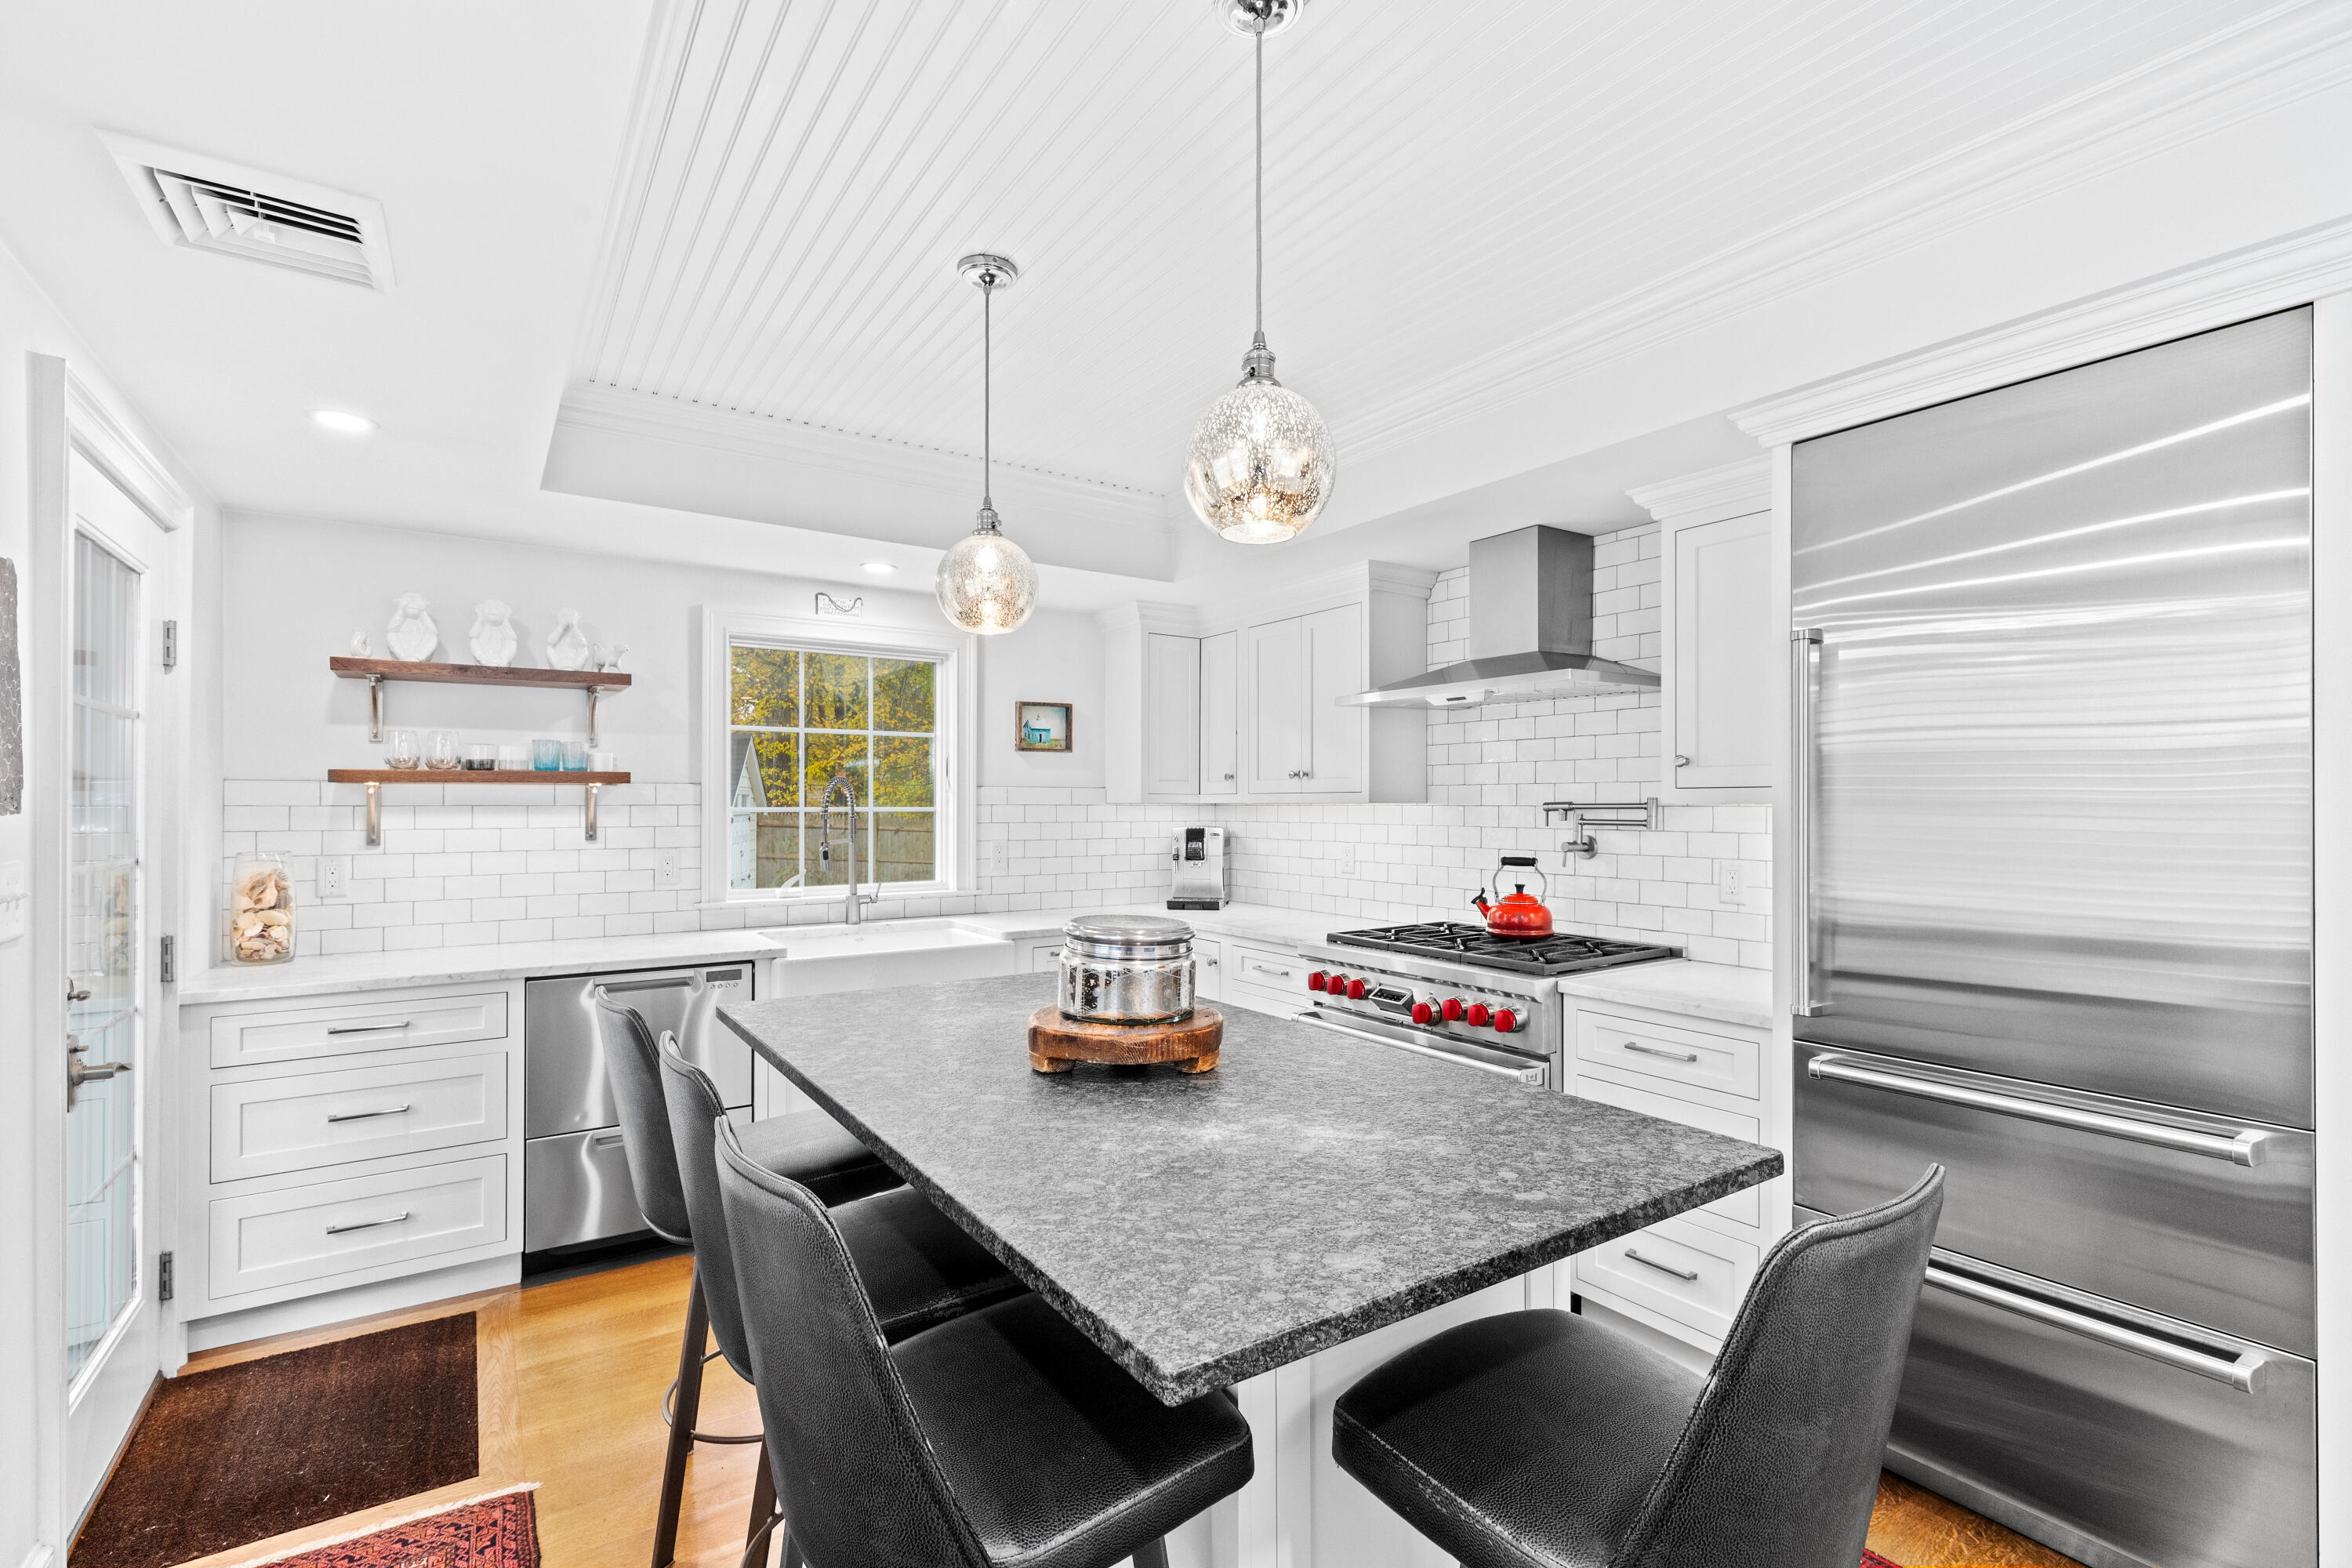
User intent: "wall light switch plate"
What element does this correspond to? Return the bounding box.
[1337,846,1358,879]
[1719,862,1747,906]
[655,849,684,889]
[318,855,350,900]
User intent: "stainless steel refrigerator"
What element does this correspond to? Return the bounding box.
[1788,307,2316,1568]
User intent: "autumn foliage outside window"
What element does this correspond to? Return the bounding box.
[727,643,938,891]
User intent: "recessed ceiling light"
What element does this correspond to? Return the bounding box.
[310,409,376,434]
[862,561,895,575]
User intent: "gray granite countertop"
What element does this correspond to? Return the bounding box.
[720,973,1781,1404]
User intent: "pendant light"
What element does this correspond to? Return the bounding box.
[1183,0,1334,545]
[936,253,1039,634]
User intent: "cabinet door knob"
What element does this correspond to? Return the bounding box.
[1675,753,1690,767]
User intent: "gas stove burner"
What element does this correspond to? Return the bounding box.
[1327,921,1681,978]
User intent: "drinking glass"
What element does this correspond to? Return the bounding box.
[385,728,421,768]
[425,730,460,771]
[561,740,589,771]
[532,739,561,771]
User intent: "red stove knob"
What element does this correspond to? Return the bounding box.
[1465,1003,1491,1027]
[1441,997,1466,1022]
[1308,971,1328,992]
[1493,1008,1520,1033]
[1346,978,1368,1000]
[1410,1001,1435,1025]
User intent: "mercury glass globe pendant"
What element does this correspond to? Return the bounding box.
[1184,0,1335,545]
[936,253,1040,635]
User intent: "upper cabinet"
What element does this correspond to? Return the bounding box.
[1104,564,1435,805]
[1631,457,1776,802]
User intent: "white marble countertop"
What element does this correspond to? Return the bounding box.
[176,898,1771,1029]
[1556,960,1775,1030]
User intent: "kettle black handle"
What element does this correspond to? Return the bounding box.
[1499,855,1539,868]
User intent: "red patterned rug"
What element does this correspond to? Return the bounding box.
[217,1486,538,1568]
[1864,1554,1903,1567]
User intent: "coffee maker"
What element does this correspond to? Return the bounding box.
[1167,826,1227,910]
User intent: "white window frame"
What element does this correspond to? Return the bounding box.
[698,607,975,909]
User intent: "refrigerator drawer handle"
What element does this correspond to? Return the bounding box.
[1922,1264,2267,1394]
[1291,1012,1548,1085]
[590,1131,626,1148]
[1806,1054,2270,1167]
[1624,1247,1700,1282]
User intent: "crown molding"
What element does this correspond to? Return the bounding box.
[551,382,1170,528]
[1732,212,2352,446]
[1626,456,1772,524]
[66,368,194,531]
[1338,1,2352,466]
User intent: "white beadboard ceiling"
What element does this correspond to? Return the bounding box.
[569,0,2304,512]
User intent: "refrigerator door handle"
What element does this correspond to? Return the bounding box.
[1922,1263,2270,1394]
[1806,1053,2272,1167]
[1789,628,1826,1017]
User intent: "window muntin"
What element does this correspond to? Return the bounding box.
[727,643,938,892]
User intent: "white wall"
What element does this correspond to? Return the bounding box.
[0,237,217,1568]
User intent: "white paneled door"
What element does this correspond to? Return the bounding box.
[62,448,176,1518]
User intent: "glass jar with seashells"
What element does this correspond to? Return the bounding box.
[227,853,296,964]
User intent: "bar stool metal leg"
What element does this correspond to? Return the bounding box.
[743,1437,777,1564]
[1131,1539,1171,1568]
[652,1265,713,1568]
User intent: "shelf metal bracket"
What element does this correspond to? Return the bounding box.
[366,676,386,743]
[365,781,383,848]
[1542,797,1661,859]
[586,685,609,750]
[584,782,600,842]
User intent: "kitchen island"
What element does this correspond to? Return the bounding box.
[720,972,1781,1566]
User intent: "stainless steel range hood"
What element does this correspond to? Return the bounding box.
[1342,524,1659,709]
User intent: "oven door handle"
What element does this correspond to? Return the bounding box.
[1292,1011,1547,1085]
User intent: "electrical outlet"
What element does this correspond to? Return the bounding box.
[985,840,1010,876]
[319,855,350,900]
[1719,862,1748,906]
[655,849,684,889]
[1337,845,1358,879]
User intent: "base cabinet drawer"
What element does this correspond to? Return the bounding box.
[211,1051,509,1182]
[1575,1214,1758,1341]
[1194,938,1222,1001]
[211,990,510,1069]
[207,1154,507,1301]
[1572,1071,1761,1228]
[1225,942,1308,1015]
[1576,1010,1759,1098]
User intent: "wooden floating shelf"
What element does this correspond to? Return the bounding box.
[328,656,632,690]
[328,770,631,785]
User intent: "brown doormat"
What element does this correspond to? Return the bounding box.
[72,1314,480,1568]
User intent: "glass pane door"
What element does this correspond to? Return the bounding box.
[67,530,141,1385]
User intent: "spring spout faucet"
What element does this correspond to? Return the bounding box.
[818,773,878,926]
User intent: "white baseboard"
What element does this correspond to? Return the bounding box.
[182,1256,521,1355]
[20,1547,56,1568]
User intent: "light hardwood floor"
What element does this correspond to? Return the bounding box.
[164,1251,2080,1568]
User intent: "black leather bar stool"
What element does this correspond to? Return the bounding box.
[658,1032,1031,1564]
[1332,1167,1945,1568]
[592,989,1018,1567]
[713,1116,1257,1568]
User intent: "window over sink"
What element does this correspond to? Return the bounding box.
[700,608,973,906]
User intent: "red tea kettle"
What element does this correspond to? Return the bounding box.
[1473,855,1554,938]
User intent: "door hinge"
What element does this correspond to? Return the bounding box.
[162,619,178,671]
[160,934,176,985]
[158,1250,174,1303]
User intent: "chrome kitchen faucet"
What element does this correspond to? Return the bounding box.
[818,771,878,926]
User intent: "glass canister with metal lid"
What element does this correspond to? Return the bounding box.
[1059,914,1196,1024]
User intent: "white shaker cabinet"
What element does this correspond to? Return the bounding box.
[1246,615,1305,793]
[1630,457,1775,802]
[1302,603,1366,795]
[1199,630,1239,797]
[1146,632,1203,796]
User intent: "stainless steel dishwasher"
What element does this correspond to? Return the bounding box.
[523,963,753,1253]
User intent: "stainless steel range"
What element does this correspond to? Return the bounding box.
[1295,923,1681,1087]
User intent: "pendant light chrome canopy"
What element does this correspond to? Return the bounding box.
[1183,0,1334,545]
[936,253,1039,635]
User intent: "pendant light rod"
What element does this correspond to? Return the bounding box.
[957,252,1018,529]
[1254,25,1264,347]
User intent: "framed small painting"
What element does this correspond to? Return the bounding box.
[1014,700,1073,753]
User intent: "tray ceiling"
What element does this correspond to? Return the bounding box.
[572,0,2290,508]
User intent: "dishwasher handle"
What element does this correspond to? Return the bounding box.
[1806,1052,2272,1167]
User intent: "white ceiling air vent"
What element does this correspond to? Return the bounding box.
[99,132,394,290]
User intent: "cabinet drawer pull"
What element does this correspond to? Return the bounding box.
[326,1021,412,1035]
[325,1210,411,1235]
[1622,1041,1700,1063]
[1247,964,1293,980]
[1624,1247,1700,1282]
[325,1104,412,1123]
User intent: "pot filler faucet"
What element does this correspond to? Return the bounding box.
[818,771,878,925]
